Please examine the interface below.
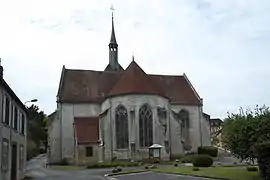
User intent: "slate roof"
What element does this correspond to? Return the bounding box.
[0,74,28,114]
[74,117,99,144]
[210,118,223,126]
[57,61,201,105]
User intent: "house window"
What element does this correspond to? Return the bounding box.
[1,138,9,171]
[115,105,129,149]
[14,107,18,130]
[21,114,25,135]
[4,97,10,125]
[1,95,4,122]
[19,145,24,170]
[139,104,153,147]
[85,147,93,157]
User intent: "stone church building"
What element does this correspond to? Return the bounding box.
[47,14,211,164]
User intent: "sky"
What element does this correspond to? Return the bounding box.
[0,0,270,119]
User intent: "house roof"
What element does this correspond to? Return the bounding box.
[0,78,28,114]
[210,118,223,126]
[109,61,164,97]
[57,61,201,105]
[74,117,99,144]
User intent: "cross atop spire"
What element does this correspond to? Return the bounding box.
[110,4,115,18]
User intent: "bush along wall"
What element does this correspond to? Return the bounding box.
[198,146,218,157]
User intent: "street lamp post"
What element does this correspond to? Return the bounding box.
[24,99,38,105]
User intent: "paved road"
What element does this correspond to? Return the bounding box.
[26,155,217,180]
[109,172,214,180]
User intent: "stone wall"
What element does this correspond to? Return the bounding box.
[56,94,209,163]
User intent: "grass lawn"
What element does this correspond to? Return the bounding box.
[49,165,86,170]
[151,166,261,180]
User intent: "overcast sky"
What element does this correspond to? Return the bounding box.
[0,0,269,119]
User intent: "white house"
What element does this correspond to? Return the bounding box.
[0,61,27,180]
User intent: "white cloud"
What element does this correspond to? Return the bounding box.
[0,0,270,118]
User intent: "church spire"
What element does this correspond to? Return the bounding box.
[105,5,123,72]
[110,13,117,45]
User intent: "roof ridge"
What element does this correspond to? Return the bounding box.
[149,73,184,77]
[108,61,165,97]
[66,68,123,74]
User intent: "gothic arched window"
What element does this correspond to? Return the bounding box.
[179,110,189,129]
[115,105,129,149]
[179,109,191,150]
[139,104,153,147]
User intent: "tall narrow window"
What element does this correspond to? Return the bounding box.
[21,114,25,135]
[14,107,18,130]
[179,109,191,150]
[4,97,10,125]
[19,145,24,170]
[115,105,129,149]
[1,95,4,122]
[139,104,153,147]
[1,138,9,171]
[179,110,189,129]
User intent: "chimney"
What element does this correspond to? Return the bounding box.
[0,58,3,79]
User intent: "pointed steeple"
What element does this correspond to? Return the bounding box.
[105,6,123,72]
[110,14,117,45]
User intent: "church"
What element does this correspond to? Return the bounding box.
[47,14,211,165]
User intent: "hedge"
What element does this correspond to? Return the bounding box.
[198,146,218,157]
[192,154,213,167]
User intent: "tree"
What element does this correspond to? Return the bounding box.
[27,105,48,157]
[222,105,270,162]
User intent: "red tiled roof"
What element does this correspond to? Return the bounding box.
[109,61,164,97]
[149,75,201,105]
[74,117,99,144]
[57,61,201,105]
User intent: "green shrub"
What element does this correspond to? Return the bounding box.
[246,166,258,171]
[192,154,213,167]
[198,146,218,157]
[180,155,194,163]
